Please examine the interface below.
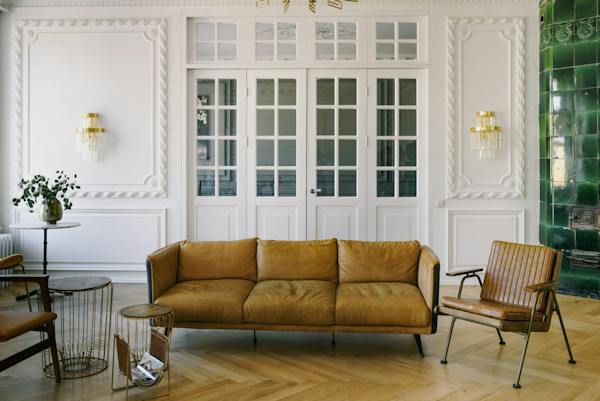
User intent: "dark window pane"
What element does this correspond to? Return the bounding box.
[279,110,296,136]
[197,79,215,105]
[197,110,214,136]
[398,171,417,197]
[377,171,394,197]
[218,110,236,136]
[279,170,296,197]
[317,79,335,105]
[279,79,296,105]
[218,170,236,196]
[257,79,275,105]
[339,140,356,166]
[218,79,236,105]
[377,110,395,136]
[339,109,357,135]
[218,140,236,166]
[317,170,334,197]
[339,78,357,105]
[257,140,274,166]
[339,170,356,197]
[377,79,395,105]
[197,139,215,166]
[399,79,417,105]
[317,109,334,135]
[257,109,275,136]
[198,170,215,196]
[257,170,274,196]
[377,140,395,167]
[398,110,416,136]
[278,140,296,166]
[317,140,335,166]
[398,140,417,166]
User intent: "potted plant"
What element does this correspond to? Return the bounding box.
[12,171,80,224]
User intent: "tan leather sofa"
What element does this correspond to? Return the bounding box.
[146,238,440,356]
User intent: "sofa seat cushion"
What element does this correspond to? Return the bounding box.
[441,296,544,321]
[335,282,430,327]
[244,280,336,326]
[155,279,255,323]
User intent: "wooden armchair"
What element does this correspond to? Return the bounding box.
[0,254,31,310]
[438,241,575,388]
[0,274,61,382]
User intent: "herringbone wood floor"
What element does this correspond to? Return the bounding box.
[0,283,599,401]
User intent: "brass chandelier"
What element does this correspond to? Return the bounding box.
[257,0,358,13]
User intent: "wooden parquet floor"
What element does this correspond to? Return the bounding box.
[1,283,599,401]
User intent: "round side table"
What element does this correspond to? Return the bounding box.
[112,304,174,400]
[42,276,113,379]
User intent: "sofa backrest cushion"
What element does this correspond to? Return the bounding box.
[338,240,421,283]
[257,239,338,282]
[178,238,257,281]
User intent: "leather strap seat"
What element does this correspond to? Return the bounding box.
[441,297,544,321]
[0,311,57,342]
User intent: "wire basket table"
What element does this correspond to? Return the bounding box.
[41,276,112,379]
[112,304,174,401]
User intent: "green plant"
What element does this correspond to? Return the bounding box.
[12,171,80,211]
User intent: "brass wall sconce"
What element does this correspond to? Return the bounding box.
[470,111,501,160]
[76,113,105,162]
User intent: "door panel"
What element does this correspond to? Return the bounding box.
[247,70,307,240]
[307,70,367,240]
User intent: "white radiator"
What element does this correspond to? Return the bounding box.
[0,234,14,288]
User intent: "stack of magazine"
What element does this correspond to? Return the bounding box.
[131,352,164,386]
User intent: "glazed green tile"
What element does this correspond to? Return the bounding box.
[541,156,550,179]
[541,135,550,159]
[540,114,549,138]
[540,94,550,115]
[542,25,554,50]
[551,136,573,158]
[552,92,575,113]
[575,158,598,181]
[554,181,576,204]
[575,18,596,42]
[540,202,547,225]
[554,0,575,23]
[552,68,574,91]
[575,135,598,157]
[546,1,554,23]
[574,41,596,65]
[576,0,596,18]
[575,65,596,88]
[553,45,574,68]
[552,226,575,249]
[555,22,575,45]
[574,88,598,111]
[576,229,599,251]
[596,64,600,86]
[542,179,553,202]
[539,223,547,244]
[554,204,571,226]
[552,112,576,135]
[576,111,598,133]
[576,182,599,205]
[540,72,548,93]
[545,48,554,70]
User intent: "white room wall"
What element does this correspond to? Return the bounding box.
[0,0,539,283]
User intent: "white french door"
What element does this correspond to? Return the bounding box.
[247,70,307,240]
[189,68,426,243]
[307,70,368,240]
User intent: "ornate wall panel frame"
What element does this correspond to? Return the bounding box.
[15,18,168,198]
[446,17,525,199]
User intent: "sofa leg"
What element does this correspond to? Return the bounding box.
[253,330,257,346]
[331,332,336,348]
[414,335,424,358]
[496,329,506,345]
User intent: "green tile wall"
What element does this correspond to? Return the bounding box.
[540,0,600,299]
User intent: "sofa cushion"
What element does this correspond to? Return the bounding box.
[441,296,544,321]
[335,282,430,326]
[338,240,421,284]
[155,279,255,323]
[243,280,336,325]
[178,238,257,281]
[257,239,337,282]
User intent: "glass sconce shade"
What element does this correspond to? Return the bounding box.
[76,113,105,162]
[469,111,501,160]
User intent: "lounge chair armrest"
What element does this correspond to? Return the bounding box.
[418,246,441,312]
[525,281,558,293]
[0,274,51,311]
[446,267,484,277]
[146,242,181,302]
[0,254,24,269]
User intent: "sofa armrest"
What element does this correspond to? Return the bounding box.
[146,242,181,302]
[417,246,440,333]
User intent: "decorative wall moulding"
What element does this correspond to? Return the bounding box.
[446,17,525,199]
[15,18,168,198]
[3,0,539,7]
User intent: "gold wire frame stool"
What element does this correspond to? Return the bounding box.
[111,304,174,401]
[41,276,113,379]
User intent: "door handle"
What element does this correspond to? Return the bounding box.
[310,188,322,194]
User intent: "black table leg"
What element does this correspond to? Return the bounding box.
[16,228,48,301]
